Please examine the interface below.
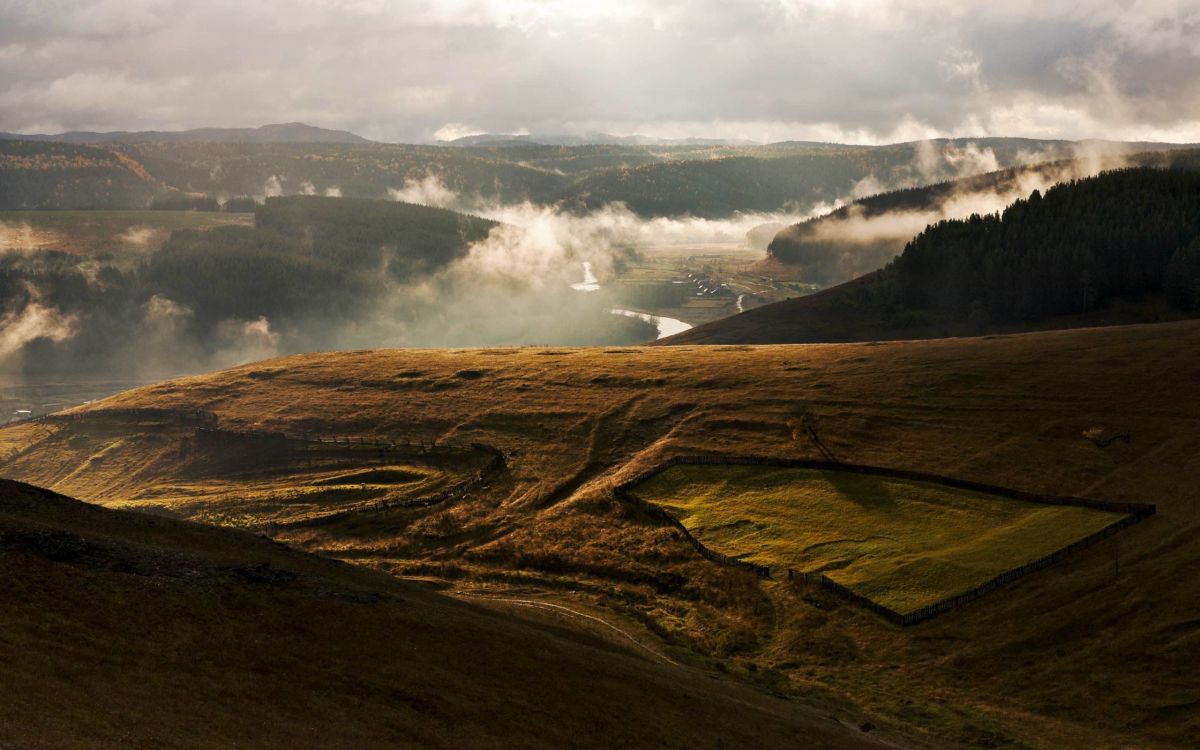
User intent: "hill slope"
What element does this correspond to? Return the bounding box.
[4,321,1200,747]
[555,139,1199,218]
[765,148,1200,288]
[666,165,1200,345]
[0,140,163,209]
[4,136,1197,215]
[0,196,501,376]
[0,478,880,749]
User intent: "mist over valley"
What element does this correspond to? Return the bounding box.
[4,3,1200,749]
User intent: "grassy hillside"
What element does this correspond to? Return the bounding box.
[0,478,880,749]
[4,321,1200,747]
[632,464,1129,614]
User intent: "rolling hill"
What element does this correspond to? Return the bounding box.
[3,133,1196,215]
[444,131,754,147]
[0,196,503,376]
[0,478,880,749]
[0,195,659,377]
[3,320,1200,747]
[0,140,165,210]
[554,138,1200,218]
[666,164,1200,345]
[764,148,1200,288]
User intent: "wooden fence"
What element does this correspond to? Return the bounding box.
[37,407,219,428]
[613,455,1156,626]
[192,426,485,457]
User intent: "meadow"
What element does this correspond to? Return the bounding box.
[632,465,1129,614]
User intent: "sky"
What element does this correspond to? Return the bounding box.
[2,0,1200,144]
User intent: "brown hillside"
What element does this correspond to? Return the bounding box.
[0,478,880,749]
[3,321,1200,747]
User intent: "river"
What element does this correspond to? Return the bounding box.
[570,262,692,340]
[610,308,693,340]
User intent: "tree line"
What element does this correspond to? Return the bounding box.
[890,167,1200,322]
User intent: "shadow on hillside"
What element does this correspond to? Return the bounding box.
[819,468,895,510]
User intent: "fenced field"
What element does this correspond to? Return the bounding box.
[621,458,1154,623]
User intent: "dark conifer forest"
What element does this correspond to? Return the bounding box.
[892,167,1200,321]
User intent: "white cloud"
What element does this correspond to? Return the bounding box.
[0,297,77,358]
[0,0,1198,142]
[433,123,487,142]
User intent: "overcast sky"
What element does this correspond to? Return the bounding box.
[2,0,1199,144]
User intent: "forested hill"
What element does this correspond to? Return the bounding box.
[662,166,1200,345]
[255,195,497,274]
[0,140,163,209]
[5,135,1196,215]
[3,197,503,375]
[762,167,1046,287]
[894,166,1200,320]
[764,149,1200,288]
[142,196,500,328]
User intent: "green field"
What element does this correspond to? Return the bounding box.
[632,465,1128,614]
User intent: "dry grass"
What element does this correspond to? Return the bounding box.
[4,320,1200,748]
[0,480,879,750]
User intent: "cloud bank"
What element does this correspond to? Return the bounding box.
[1,1,1199,143]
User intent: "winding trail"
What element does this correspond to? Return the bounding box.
[453,592,678,666]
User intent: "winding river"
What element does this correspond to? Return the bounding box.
[610,308,693,339]
[570,262,692,340]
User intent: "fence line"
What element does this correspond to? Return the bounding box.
[613,455,1157,626]
[192,426,486,455]
[37,407,219,428]
[28,408,493,457]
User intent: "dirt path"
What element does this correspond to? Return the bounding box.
[453,592,678,666]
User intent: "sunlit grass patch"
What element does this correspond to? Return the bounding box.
[632,465,1129,615]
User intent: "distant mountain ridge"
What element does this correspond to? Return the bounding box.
[2,133,1198,215]
[0,122,371,145]
[445,132,757,147]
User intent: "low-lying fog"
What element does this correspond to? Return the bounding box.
[0,139,1136,416]
[0,176,815,412]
